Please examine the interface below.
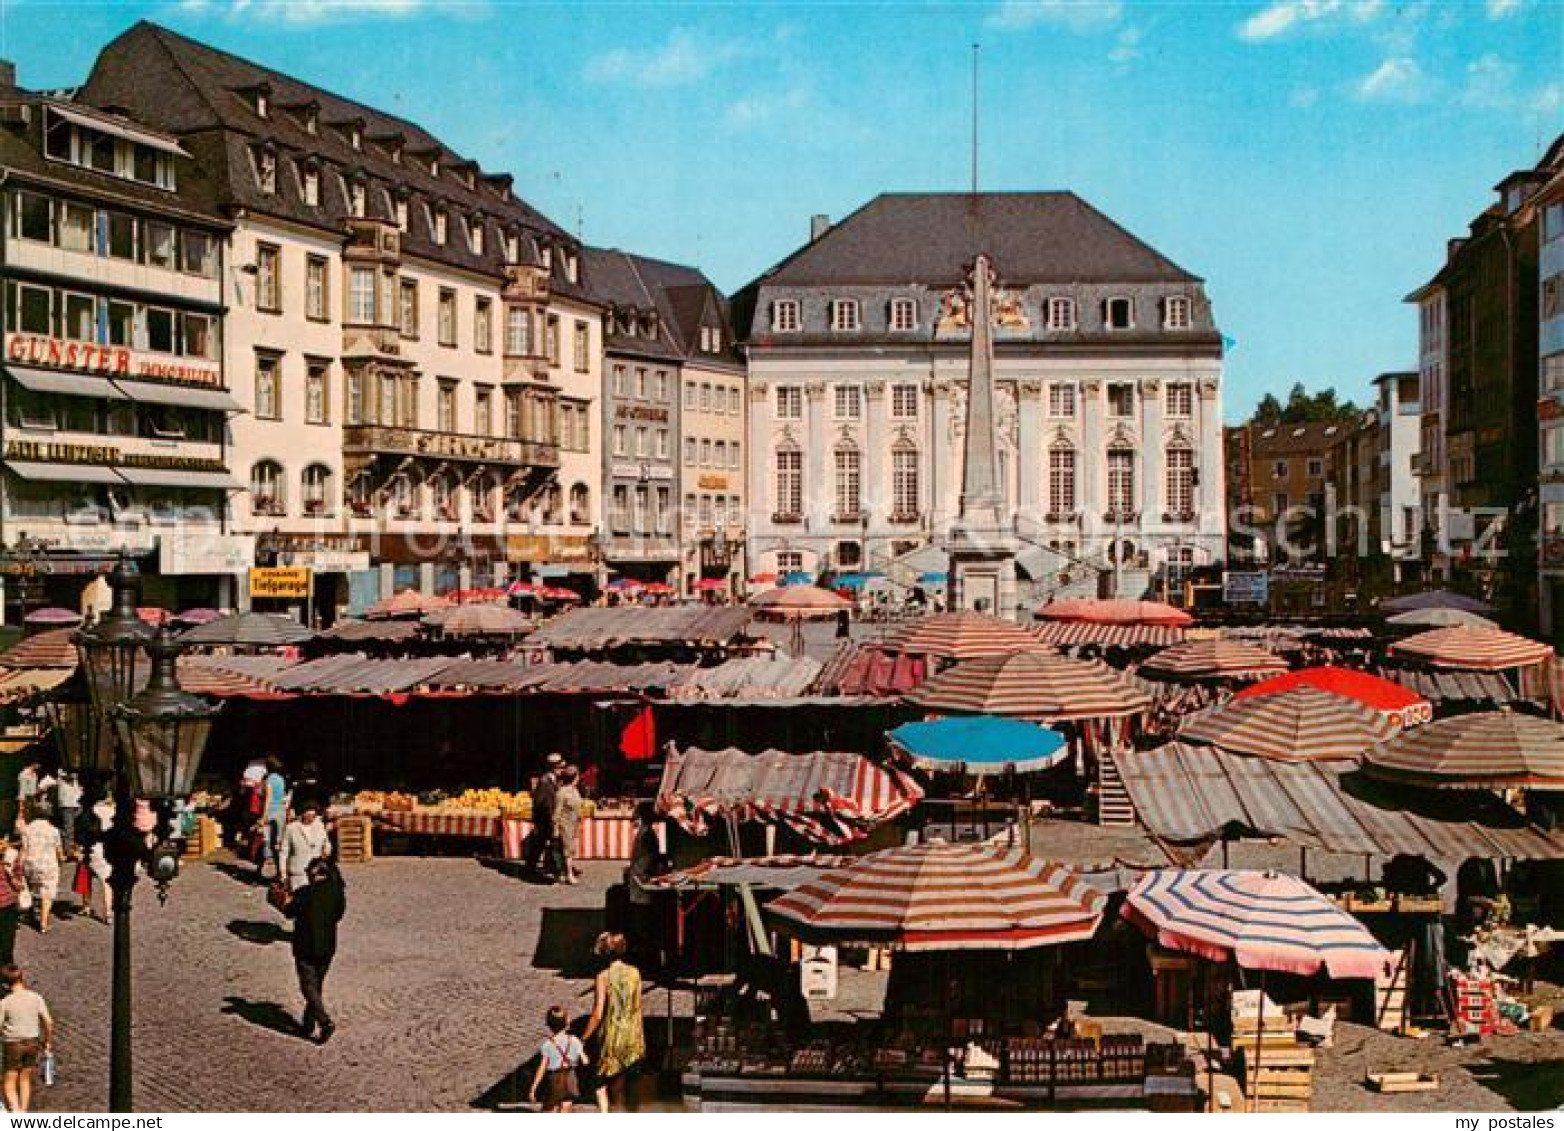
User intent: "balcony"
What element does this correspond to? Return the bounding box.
[1044,511,1081,525]
[1102,509,1139,524]
[832,509,867,525]
[887,511,922,526]
[503,264,550,303]
[604,534,679,562]
[771,511,803,525]
[1161,509,1197,524]
[342,424,558,469]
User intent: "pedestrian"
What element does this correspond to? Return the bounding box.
[581,931,645,1113]
[0,965,53,1113]
[527,1005,587,1112]
[286,858,345,1043]
[18,817,61,934]
[52,773,81,858]
[260,757,289,880]
[277,800,332,892]
[0,837,24,965]
[14,763,38,825]
[84,800,113,925]
[526,754,562,880]
[553,766,582,885]
[835,607,851,639]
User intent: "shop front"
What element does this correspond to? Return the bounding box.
[506,532,600,600]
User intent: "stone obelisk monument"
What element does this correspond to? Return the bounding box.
[947,253,1018,617]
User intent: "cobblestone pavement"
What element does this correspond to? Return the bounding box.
[17,854,623,1112]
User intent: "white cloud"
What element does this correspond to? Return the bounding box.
[1537,82,1564,116]
[724,86,809,129]
[1237,0,1384,43]
[1355,55,1428,102]
[1486,0,1524,17]
[1288,85,1320,108]
[986,0,1122,32]
[583,28,744,88]
[1460,52,1516,108]
[177,0,432,24]
[1108,24,1143,64]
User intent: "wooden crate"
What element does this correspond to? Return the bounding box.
[1240,1047,1313,1113]
[1367,1072,1439,1094]
[181,816,220,860]
[335,815,373,863]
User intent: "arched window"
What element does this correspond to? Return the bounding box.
[891,441,920,520]
[1048,443,1076,518]
[472,473,501,523]
[505,481,528,522]
[250,460,284,515]
[301,464,332,516]
[1106,445,1136,519]
[833,443,861,520]
[543,482,563,525]
[390,473,417,519]
[569,482,590,525]
[1165,445,1195,518]
[430,471,458,521]
[774,443,802,520]
[347,471,373,517]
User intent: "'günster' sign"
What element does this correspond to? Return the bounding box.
[5,332,222,387]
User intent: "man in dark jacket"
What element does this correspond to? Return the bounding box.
[526,753,563,880]
[288,857,346,1043]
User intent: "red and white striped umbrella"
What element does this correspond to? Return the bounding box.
[906,650,1151,721]
[768,842,1105,952]
[884,611,1052,661]
[1032,621,1186,649]
[1232,666,1432,731]
[1179,686,1398,762]
[0,628,79,670]
[1142,639,1288,681]
[1388,626,1552,672]
[1362,710,1564,789]
[1122,869,1391,979]
[1035,598,1193,626]
[749,585,851,620]
[365,589,452,619]
[422,603,535,637]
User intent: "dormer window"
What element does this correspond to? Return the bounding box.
[830,298,861,332]
[434,209,448,245]
[772,299,800,332]
[303,106,318,135]
[641,314,658,338]
[253,89,269,118]
[253,146,277,195]
[1104,297,1134,330]
[349,179,366,218]
[541,244,553,272]
[300,162,320,207]
[889,297,918,331]
[469,218,485,255]
[429,156,440,178]
[350,125,363,151]
[564,252,579,283]
[505,231,520,263]
[464,168,476,189]
[389,142,402,165]
[1162,296,1191,330]
[1046,296,1076,331]
[394,196,409,232]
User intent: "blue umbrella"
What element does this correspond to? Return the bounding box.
[780,570,814,587]
[833,571,887,591]
[917,571,949,587]
[887,716,1068,776]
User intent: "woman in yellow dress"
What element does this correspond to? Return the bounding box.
[582,931,645,1112]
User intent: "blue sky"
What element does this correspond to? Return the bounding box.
[3,0,1560,421]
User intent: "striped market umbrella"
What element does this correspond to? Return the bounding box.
[177,611,315,647]
[422,603,535,638]
[1179,686,1398,762]
[537,586,582,602]
[0,628,79,669]
[173,607,223,625]
[1232,665,1432,731]
[1386,607,1496,630]
[1382,589,1494,614]
[885,611,1053,661]
[887,716,1070,775]
[750,585,850,618]
[1032,621,1186,650]
[768,842,1105,952]
[365,589,452,619]
[22,607,81,627]
[1362,710,1564,789]
[1388,626,1552,672]
[1142,639,1288,682]
[1122,869,1391,979]
[906,650,1151,721]
[1035,598,1193,627]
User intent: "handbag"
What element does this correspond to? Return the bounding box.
[266,880,292,914]
[72,861,91,900]
[16,886,31,911]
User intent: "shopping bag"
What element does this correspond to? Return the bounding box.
[72,862,91,900]
[266,881,292,914]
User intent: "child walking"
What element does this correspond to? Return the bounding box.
[528,1006,587,1113]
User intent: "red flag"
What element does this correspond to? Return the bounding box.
[619,706,656,761]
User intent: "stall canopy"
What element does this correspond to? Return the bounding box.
[1386,608,1496,630]
[1178,686,1399,762]
[364,589,453,619]
[1381,590,1495,614]
[906,651,1151,721]
[1031,622,1185,650]
[1388,626,1552,672]
[882,611,1052,661]
[886,716,1069,775]
[814,643,928,698]
[0,628,78,669]
[1141,640,1289,682]
[1375,665,1525,705]
[648,854,848,893]
[318,619,422,644]
[657,745,924,845]
[1361,710,1564,790]
[177,611,315,648]
[1233,666,1432,730]
[664,655,822,701]
[528,606,754,650]
[1034,598,1193,627]
[1115,742,1564,860]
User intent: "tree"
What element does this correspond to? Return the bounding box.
[1248,383,1360,427]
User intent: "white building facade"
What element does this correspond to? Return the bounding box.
[738,194,1225,605]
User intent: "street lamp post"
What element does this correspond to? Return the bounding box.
[62,554,218,1113]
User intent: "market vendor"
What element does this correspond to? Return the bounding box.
[1381,854,1446,897]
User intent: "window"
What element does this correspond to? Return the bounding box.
[104,211,136,260]
[505,390,522,439]
[469,219,484,255]
[433,209,447,245]
[570,483,590,525]
[1306,458,1323,477]
[1107,447,1136,516]
[181,230,217,278]
[777,551,804,574]
[891,383,919,419]
[145,306,176,353]
[889,297,918,331]
[1107,382,1135,417]
[545,315,560,365]
[1273,492,1289,514]
[61,292,94,341]
[730,441,742,469]
[250,460,284,514]
[505,306,532,355]
[437,288,457,346]
[305,256,329,322]
[1273,459,1288,479]
[301,464,331,515]
[834,446,862,518]
[255,244,281,312]
[1048,444,1076,516]
[892,444,920,517]
[438,380,457,432]
[612,424,627,457]
[348,267,376,324]
[729,388,742,415]
[399,279,419,337]
[656,429,670,459]
[1046,297,1076,331]
[15,191,51,242]
[474,386,493,436]
[830,298,861,331]
[611,365,627,398]
[254,147,277,195]
[1104,297,1134,329]
[772,300,800,332]
[652,371,667,401]
[713,440,726,467]
[684,438,697,466]
[394,196,409,232]
[776,386,802,419]
[141,221,176,270]
[683,382,697,411]
[573,321,590,372]
[254,353,281,420]
[182,312,216,359]
[1165,446,1194,516]
[775,447,802,518]
[1048,383,1076,418]
[475,297,493,354]
[305,359,329,424]
[105,300,133,345]
[58,202,93,252]
[1163,296,1190,330]
[1165,382,1193,418]
[635,427,649,458]
[632,368,647,399]
[14,284,51,334]
[698,382,711,411]
[610,485,630,533]
[834,385,862,420]
[699,438,711,466]
[300,164,320,207]
[431,472,457,520]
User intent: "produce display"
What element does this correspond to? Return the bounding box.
[350,788,601,821]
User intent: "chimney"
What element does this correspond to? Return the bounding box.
[0,61,16,93]
[810,214,831,242]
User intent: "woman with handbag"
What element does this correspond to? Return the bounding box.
[18,817,61,934]
[528,1006,587,1112]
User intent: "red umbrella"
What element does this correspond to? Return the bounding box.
[446,587,508,604]
[642,582,675,596]
[1233,665,1432,730]
[695,578,729,592]
[537,586,581,602]
[136,607,172,626]
[507,581,536,596]
[1035,598,1193,626]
